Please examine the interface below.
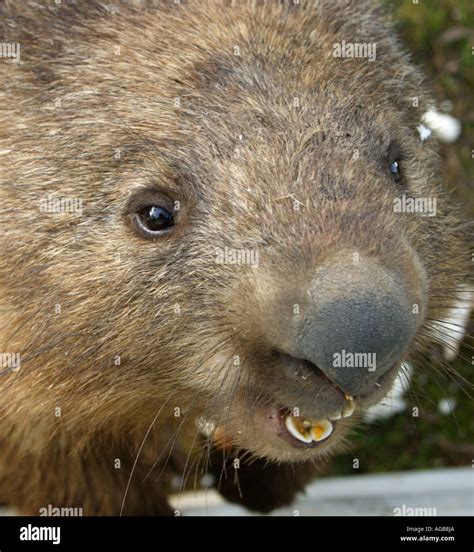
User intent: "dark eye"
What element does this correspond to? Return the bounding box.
[134,205,174,236]
[387,141,402,184]
[389,159,401,182]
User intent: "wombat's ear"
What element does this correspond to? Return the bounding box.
[430,286,473,361]
[420,109,461,144]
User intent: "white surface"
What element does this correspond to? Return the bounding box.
[1,467,472,516]
[170,467,474,516]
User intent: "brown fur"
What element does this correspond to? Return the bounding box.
[0,0,470,514]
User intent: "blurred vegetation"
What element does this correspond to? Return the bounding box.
[394,0,473,214]
[323,0,473,477]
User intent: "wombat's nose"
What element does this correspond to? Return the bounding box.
[294,259,419,396]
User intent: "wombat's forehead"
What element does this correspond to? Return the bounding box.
[174,44,410,147]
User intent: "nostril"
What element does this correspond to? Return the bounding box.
[272,349,348,396]
[272,348,395,399]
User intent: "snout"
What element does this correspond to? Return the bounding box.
[208,253,426,459]
[289,257,421,397]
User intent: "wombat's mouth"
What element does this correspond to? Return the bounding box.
[276,363,397,450]
[200,400,349,455]
[199,362,399,459]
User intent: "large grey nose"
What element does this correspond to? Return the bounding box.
[294,259,419,396]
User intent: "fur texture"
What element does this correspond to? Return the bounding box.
[0,0,470,514]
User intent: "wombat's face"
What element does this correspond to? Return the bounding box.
[98,16,467,463]
[2,3,468,464]
[114,85,460,463]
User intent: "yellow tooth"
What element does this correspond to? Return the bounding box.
[311,419,334,442]
[342,400,356,418]
[285,415,313,443]
[344,394,354,401]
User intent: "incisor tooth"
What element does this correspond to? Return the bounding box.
[342,401,356,418]
[285,415,334,443]
[311,419,334,442]
[285,415,313,443]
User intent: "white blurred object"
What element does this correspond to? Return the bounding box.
[437,397,457,416]
[422,109,461,143]
[364,362,413,422]
[429,286,473,361]
[416,124,432,142]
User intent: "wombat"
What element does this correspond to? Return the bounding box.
[0,0,471,515]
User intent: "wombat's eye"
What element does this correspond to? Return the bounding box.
[389,160,401,183]
[126,189,178,239]
[387,141,402,184]
[133,204,174,237]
